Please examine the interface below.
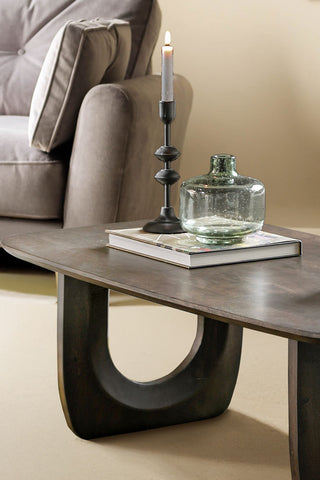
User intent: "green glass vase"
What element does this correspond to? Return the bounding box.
[179,154,265,244]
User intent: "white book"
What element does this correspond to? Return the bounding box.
[106,227,302,269]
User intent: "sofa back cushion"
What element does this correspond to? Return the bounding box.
[0,0,161,115]
[28,19,130,152]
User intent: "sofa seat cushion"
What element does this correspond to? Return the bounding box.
[0,116,68,220]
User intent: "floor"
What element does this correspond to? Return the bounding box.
[1,227,319,480]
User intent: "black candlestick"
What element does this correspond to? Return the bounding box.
[143,101,184,234]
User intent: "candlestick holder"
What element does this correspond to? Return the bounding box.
[143,100,184,234]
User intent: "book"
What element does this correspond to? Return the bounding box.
[105,227,302,269]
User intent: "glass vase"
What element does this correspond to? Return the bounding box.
[179,154,265,244]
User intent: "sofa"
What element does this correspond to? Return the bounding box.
[0,0,192,245]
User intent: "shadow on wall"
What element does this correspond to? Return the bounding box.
[155,0,320,228]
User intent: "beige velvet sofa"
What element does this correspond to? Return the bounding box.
[0,0,192,245]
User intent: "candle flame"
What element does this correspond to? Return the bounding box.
[164,30,171,46]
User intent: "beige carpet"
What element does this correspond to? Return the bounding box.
[0,265,292,480]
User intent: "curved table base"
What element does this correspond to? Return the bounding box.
[57,275,243,439]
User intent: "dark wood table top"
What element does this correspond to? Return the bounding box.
[3,221,320,343]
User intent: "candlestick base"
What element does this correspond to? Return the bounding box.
[143,207,184,234]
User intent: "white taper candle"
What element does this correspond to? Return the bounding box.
[161,31,174,101]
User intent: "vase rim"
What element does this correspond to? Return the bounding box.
[210,153,236,161]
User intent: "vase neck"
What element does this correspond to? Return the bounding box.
[209,154,237,176]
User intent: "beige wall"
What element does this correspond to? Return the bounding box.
[152,0,320,227]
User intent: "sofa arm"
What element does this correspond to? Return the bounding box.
[63,74,193,228]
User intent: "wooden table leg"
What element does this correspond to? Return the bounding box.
[57,274,243,439]
[289,340,320,480]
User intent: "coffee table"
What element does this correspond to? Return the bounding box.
[3,221,320,480]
